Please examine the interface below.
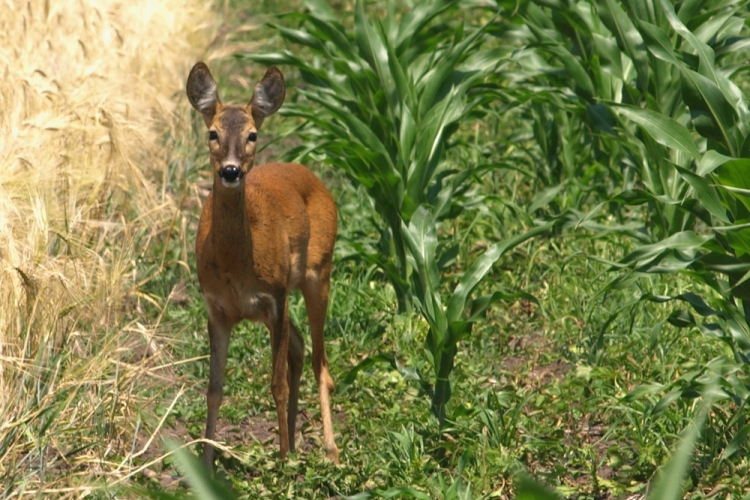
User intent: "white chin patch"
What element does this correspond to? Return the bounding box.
[221,178,241,188]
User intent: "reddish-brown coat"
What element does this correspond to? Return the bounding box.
[196,162,337,325]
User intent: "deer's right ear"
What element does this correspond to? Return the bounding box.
[186,62,221,127]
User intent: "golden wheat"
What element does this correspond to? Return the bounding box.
[0,0,216,496]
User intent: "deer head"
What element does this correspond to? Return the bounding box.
[186,63,286,188]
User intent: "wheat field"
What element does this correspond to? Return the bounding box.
[0,0,216,496]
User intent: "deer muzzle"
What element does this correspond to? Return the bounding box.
[219,165,243,187]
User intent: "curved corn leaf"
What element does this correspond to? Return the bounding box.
[674,165,729,223]
[721,422,750,460]
[612,105,700,159]
[637,19,682,67]
[402,206,446,336]
[599,0,649,93]
[681,68,739,154]
[446,220,556,323]
[526,20,595,99]
[646,381,720,500]
[619,231,712,266]
[659,0,716,71]
[516,474,561,500]
[697,150,733,176]
[303,0,336,22]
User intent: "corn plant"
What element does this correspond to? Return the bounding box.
[245,0,507,312]
[401,206,554,426]
[519,0,750,457]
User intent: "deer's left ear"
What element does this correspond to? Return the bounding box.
[249,66,286,129]
[187,62,222,128]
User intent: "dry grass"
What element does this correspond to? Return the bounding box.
[0,0,217,496]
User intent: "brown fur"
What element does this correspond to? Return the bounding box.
[186,63,340,471]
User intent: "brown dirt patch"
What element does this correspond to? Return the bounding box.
[529,359,572,384]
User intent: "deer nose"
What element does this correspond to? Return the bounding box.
[219,165,242,182]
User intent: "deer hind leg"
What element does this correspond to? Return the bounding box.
[268,296,291,459]
[287,319,304,452]
[202,315,232,471]
[301,274,340,464]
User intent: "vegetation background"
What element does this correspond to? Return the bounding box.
[2,0,750,499]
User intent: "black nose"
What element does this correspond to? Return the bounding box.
[219,165,241,182]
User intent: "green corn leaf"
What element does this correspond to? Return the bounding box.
[403,206,439,291]
[700,250,750,274]
[446,220,556,323]
[697,150,732,176]
[528,184,564,213]
[338,353,427,395]
[676,0,707,23]
[591,33,624,79]
[680,68,739,155]
[723,226,750,257]
[526,22,595,99]
[303,0,336,22]
[721,422,750,460]
[612,105,700,159]
[515,474,561,500]
[715,159,750,213]
[599,0,649,94]
[306,16,356,57]
[627,0,658,24]
[647,381,720,500]
[637,20,682,67]
[354,0,398,118]
[624,381,666,401]
[302,92,396,170]
[395,0,458,51]
[165,440,239,500]
[693,12,736,45]
[399,105,417,172]
[651,387,686,417]
[674,165,729,223]
[662,0,749,125]
[407,90,465,210]
[659,0,716,71]
[402,206,447,336]
[417,22,488,116]
[609,189,687,212]
[717,37,750,58]
[385,35,416,122]
[677,292,723,318]
[271,24,325,51]
[715,158,750,189]
[619,231,712,266]
[243,50,311,68]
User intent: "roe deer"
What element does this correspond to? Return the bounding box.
[186,62,340,470]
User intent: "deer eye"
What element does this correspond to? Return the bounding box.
[208,130,219,141]
[247,132,257,142]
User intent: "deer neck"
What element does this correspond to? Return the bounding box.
[209,179,253,257]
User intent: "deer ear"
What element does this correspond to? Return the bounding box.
[187,62,221,127]
[249,66,286,129]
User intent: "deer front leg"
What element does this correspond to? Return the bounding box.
[202,315,231,471]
